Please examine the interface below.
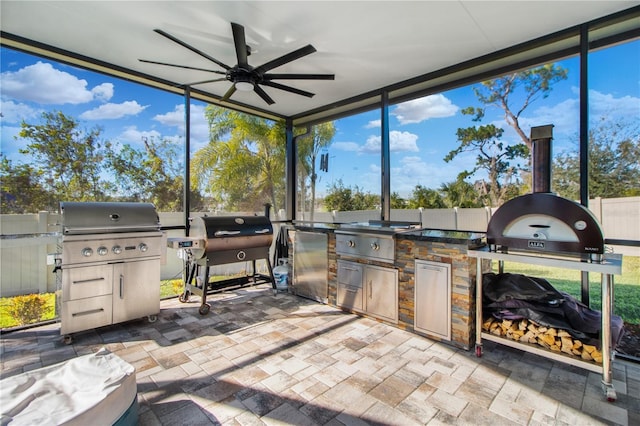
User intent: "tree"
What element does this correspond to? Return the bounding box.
[445,64,567,206]
[17,111,113,202]
[470,64,568,150]
[439,172,484,208]
[406,184,445,209]
[446,122,528,206]
[0,155,51,213]
[192,107,286,212]
[106,137,185,211]
[553,119,640,199]
[323,179,379,211]
[296,123,336,220]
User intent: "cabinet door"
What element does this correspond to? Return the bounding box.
[337,260,363,311]
[364,265,398,323]
[415,260,451,340]
[112,259,160,324]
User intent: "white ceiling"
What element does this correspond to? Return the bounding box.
[1,1,637,122]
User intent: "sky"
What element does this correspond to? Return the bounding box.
[1,40,639,199]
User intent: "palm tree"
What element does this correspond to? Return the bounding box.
[191,107,286,213]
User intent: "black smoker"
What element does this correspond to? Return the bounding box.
[487,125,605,261]
[170,207,276,315]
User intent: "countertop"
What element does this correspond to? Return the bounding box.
[292,222,486,247]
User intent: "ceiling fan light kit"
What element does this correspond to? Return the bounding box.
[140,22,335,105]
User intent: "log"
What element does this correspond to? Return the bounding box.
[483,317,602,364]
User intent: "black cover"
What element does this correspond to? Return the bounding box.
[483,272,623,348]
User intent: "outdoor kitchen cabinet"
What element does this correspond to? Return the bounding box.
[61,259,160,336]
[414,260,451,340]
[337,260,398,323]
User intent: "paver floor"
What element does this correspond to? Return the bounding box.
[1,284,638,425]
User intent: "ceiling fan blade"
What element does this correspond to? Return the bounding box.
[154,28,232,70]
[261,81,314,98]
[221,85,237,102]
[231,22,249,68]
[255,44,317,74]
[263,73,335,80]
[187,77,228,86]
[139,59,226,74]
[254,85,275,105]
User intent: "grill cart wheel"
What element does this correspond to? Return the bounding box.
[198,303,211,315]
[148,315,157,323]
[179,291,190,303]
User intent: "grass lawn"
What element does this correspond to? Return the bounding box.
[494,256,640,324]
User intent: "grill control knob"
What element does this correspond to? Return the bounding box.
[97,246,108,256]
[138,243,148,253]
[112,245,123,255]
[348,240,356,247]
[81,247,93,257]
[370,242,380,251]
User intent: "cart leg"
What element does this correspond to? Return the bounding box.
[475,257,484,356]
[199,265,210,315]
[601,273,616,401]
[265,257,277,294]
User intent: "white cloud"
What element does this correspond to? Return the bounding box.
[91,83,114,101]
[118,126,162,144]
[0,100,40,123]
[365,119,381,128]
[333,141,360,151]
[0,61,104,105]
[392,94,459,125]
[589,89,640,119]
[154,103,209,146]
[79,101,147,120]
[361,130,419,154]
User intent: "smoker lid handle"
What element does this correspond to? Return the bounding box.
[214,230,241,236]
[255,228,271,234]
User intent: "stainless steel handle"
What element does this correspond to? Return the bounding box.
[345,288,358,293]
[255,228,271,234]
[419,265,445,272]
[342,266,359,272]
[369,280,372,298]
[72,277,106,285]
[72,308,104,317]
[119,274,124,299]
[214,230,241,236]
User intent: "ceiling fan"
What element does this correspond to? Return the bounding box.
[140,22,335,105]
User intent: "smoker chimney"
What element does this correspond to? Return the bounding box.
[530,125,554,193]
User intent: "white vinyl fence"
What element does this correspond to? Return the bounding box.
[1,197,638,297]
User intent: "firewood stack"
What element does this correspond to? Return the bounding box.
[482,317,602,363]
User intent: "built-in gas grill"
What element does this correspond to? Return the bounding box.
[335,220,420,263]
[169,214,276,315]
[487,125,605,261]
[58,202,163,343]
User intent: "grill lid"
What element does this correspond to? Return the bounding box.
[60,201,160,234]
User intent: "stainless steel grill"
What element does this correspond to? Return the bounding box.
[58,202,163,342]
[169,214,276,315]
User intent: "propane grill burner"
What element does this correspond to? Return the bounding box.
[487,125,605,261]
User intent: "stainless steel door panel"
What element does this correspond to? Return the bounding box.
[112,259,160,324]
[364,265,398,323]
[337,284,363,311]
[293,231,328,303]
[337,260,363,288]
[415,260,451,340]
[63,264,113,301]
[61,294,112,334]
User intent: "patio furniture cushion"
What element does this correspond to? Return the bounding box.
[0,348,137,425]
